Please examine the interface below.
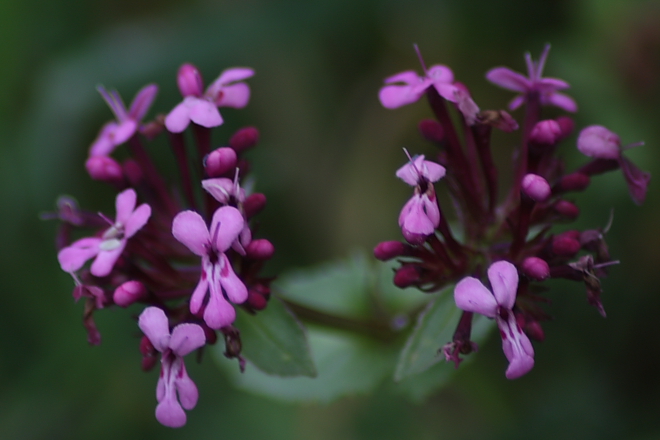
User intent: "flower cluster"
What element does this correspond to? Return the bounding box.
[375,45,649,379]
[49,64,274,426]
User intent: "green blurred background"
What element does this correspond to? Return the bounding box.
[2,0,660,438]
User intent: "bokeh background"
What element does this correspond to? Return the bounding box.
[2,0,660,438]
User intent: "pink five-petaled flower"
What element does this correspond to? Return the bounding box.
[396,154,446,244]
[138,307,205,428]
[57,188,152,277]
[165,64,255,133]
[171,206,248,328]
[454,261,534,379]
[577,125,650,205]
[486,44,577,112]
[89,84,159,157]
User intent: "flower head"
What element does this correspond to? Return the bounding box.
[486,45,577,112]
[57,188,151,277]
[165,65,254,133]
[171,206,248,328]
[454,261,534,379]
[90,84,158,157]
[138,307,205,428]
[396,154,446,243]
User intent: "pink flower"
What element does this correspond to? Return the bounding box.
[171,206,248,328]
[202,176,252,254]
[165,65,254,133]
[138,307,205,428]
[379,45,459,109]
[89,84,158,157]
[57,189,151,277]
[486,45,577,112]
[396,154,446,243]
[577,125,650,205]
[454,261,534,379]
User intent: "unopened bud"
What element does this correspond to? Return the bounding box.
[243,193,267,218]
[229,126,260,153]
[555,173,590,193]
[577,125,621,159]
[113,280,147,307]
[246,289,269,310]
[246,239,275,260]
[555,116,574,140]
[522,173,551,202]
[552,232,581,256]
[140,120,164,140]
[418,119,445,143]
[521,257,550,280]
[204,147,237,178]
[525,320,545,341]
[203,326,218,345]
[139,335,158,371]
[374,241,408,261]
[393,265,420,288]
[554,200,580,220]
[176,63,204,97]
[85,156,124,183]
[530,119,562,145]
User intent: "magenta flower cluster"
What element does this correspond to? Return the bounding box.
[374,45,649,379]
[50,65,273,427]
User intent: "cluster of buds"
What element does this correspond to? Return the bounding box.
[374,45,649,379]
[47,64,274,427]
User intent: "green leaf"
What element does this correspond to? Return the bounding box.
[392,314,495,401]
[217,326,399,403]
[234,296,317,378]
[393,285,496,381]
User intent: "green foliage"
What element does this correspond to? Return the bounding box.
[216,252,496,402]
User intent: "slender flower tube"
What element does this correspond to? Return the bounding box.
[454,261,534,379]
[139,307,206,428]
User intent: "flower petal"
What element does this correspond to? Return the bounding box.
[115,189,137,225]
[138,307,171,352]
[486,67,530,92]
[215,82,251,108]
[488,260,518,309]
[57,238,102,273]
[164,98,195,133]
[90,243,125,277]
[172,210,210,256]
[124,203,151,238]
[169,323,206,356]
[129,84,158,120]
[454,276,498,318]
[214,67,255,86]
[155,398,187,428]
[620,156,651,205]
[498,313,534,379]
[544,92,577,112]
[210,206,244,252]
[219,253,248,303]
[378,84,425,109]
[577,125,621,160]
[175,363,199,410]
[426,65,454,83]
[383,70,420,85]
[189,99,223,128]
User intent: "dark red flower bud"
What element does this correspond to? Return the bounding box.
[394,265,420,288]
[521,257,550,280]
[243,193,267,218]
[555,116,575,141]
[204,147,237,177]
[552,233,581,256]
[555,173,590,193]
[229,126,260,153]
[554,200,580,220]
[418,119,445,143]
[246,239,275,260]
[530,120,562,145]
[374,241,408,261]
